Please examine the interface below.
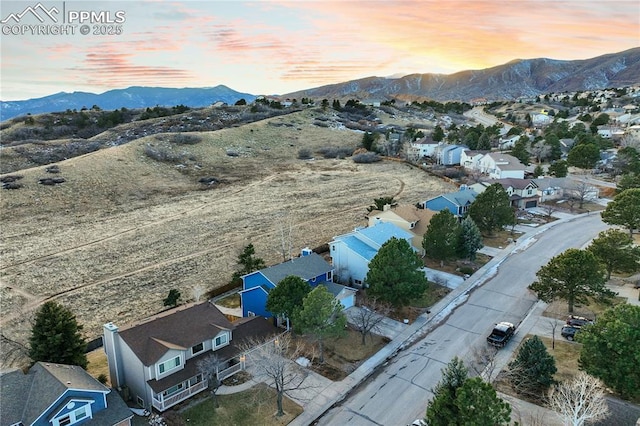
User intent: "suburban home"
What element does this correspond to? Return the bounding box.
[103,301,278,412]
[409,138,441,159]
[240,249,340,318]
[330,222,414,287]
[532,113,552,127]
[422,186,478,219]
[366,204,437,255]
[477,153,526,179]
[533,177,570,202]
[0,361,133,426]
[472,179,539,209]
[437,144,467,166]
[497,135,520,150]
[460,149,489,170]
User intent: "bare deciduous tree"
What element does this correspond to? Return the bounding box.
[276,211,294,262]
[192,284,205,302]
[196,354,223,408]
[242,334,311,417]
[566,179,594,210]
[540,203,558,219]
[549,319,559,350]
[350,296,391,345]
[470,344,499,383]
[548,372,610,426]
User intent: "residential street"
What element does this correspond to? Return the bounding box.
[316,214,610,426]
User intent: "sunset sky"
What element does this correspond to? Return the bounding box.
[1,0,638,100]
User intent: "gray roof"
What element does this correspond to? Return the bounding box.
[260,253,333,285]
[117,301,234,366]
[1,362,130,426]
[437,188,478,207]
[321,282,357,298]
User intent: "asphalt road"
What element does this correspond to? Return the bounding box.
[318,214,610,426]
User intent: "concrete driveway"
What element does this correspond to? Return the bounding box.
[344,306,407,340]
[421,267,465,289]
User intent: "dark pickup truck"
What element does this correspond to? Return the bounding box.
[486,322,516,348]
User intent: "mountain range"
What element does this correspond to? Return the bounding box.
[0,86,256,121]
[2,48,638,121]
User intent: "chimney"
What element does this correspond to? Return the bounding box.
[103,322,123,388]
[301,247,312,257]
[383,204,391,211]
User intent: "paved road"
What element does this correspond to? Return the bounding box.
[318,214,610,426]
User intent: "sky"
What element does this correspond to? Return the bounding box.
[1,0,638,100]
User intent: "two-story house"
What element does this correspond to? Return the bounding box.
[103,301,277,412]
[240,249,338,318]
[330,222,414,287]
[477,153,526,179]
[460,149,489,170]
[422,186,478,219]
[366,204,437,255]
[1,362,133,426]
[471,179,539,209]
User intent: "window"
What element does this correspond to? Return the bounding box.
[162,383,184,397]
[247,311,256,317]
[311,277,316,283]
[73,407,87,421]
[191,342,204,355]
[136,396,145,408]
[54,405,90,426]
[214,333,228,348]
[59,416,71,426]
[327,271,333,281]
[158,356,181,374]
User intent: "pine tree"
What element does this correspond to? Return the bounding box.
[426,357,468,424]
[458,216,483,261]
[366,237,428,306]
[422,210,461,262]
[29,301,87,368]
[467,183,513,236]
[508,335,556,399]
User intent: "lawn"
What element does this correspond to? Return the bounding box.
[179,384,302,426]
[86,349,110,387]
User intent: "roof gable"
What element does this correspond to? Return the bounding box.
[357,222,413,246]
[118,301,234,365]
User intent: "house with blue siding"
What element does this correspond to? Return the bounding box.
[330,222,414,287]
[0,362,133,426]
[240,249,335,318]
[422,186,478,219]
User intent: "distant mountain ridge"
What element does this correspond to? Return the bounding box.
[0,85,256,121]
[284,48,640,102]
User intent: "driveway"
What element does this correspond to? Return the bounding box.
[344,306,407,340]
[421,267,465,289]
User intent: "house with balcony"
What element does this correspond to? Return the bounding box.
[330,222,414,287]
[240,249,338,318]
[103,301,277,412]
[0,362,133,426]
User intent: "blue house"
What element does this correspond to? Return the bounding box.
[240,249,335,318]
[422,186,478,219]
[0,362,133,426]
[330,222,415,287]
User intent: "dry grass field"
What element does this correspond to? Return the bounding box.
[0,109,455,367]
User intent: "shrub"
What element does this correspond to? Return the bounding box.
[45,165,60,173]
[318,146,354,159]
[97,374,108,384]
[298,148,313,159]
[459,266,474,275]
[352,152,381,163]
[172,134,201,145]
[143,145,183,163]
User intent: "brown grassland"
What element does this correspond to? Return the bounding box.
[0,109,455,367]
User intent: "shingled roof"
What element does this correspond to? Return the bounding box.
[118,301,234,366]
[259,252,333,285]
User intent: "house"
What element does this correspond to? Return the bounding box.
[460,149,489,170]
[240,249,336,318]
[0,362,133,426]
[477,153,526,179]
[533,177,569,202]
[322,281,358,309]
[422,186,478,219]
[103,301,278,412]
[366,204,437,255]
[473,179,539,209]
[498,135,520,150]
[438,144,467,166]
[532,113,552,127]
[409,138,441,159]
[330,222,414,286]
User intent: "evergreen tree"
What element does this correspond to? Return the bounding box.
[567,143,600,170]
[266,275,311,323]
[29,301,87,368]
[587,229,640,279]
[432,125,445,142]
[366,237,428,306]
[163,289,181,307]
[477,132,491,150]
[548,160,568,177]
[529,248,613,313]
[422,210,461,262]
[295,286,346,363]
[601,188,640,236]
[467,183,513,236]
[426,357,468,425]
[617,173,640,193]
[362,132,378,151]
[510,138,530,165]
[455,378,511,425]
[508,335,556,399]
[533,164,544,178]
[458,216,483,261]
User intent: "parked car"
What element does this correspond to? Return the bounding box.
[561,325,581,341]
[487,322,516,348]
[566,315,594,327]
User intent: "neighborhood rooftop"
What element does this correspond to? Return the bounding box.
[258,252,333,284]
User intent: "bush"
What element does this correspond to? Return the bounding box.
[459,266,474,275]
[97,374,108,384]
[143,145,183,163]
[318,146,354,159]
[172,134,201,145]
[352,152,381,163]
[298,148,313,159]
